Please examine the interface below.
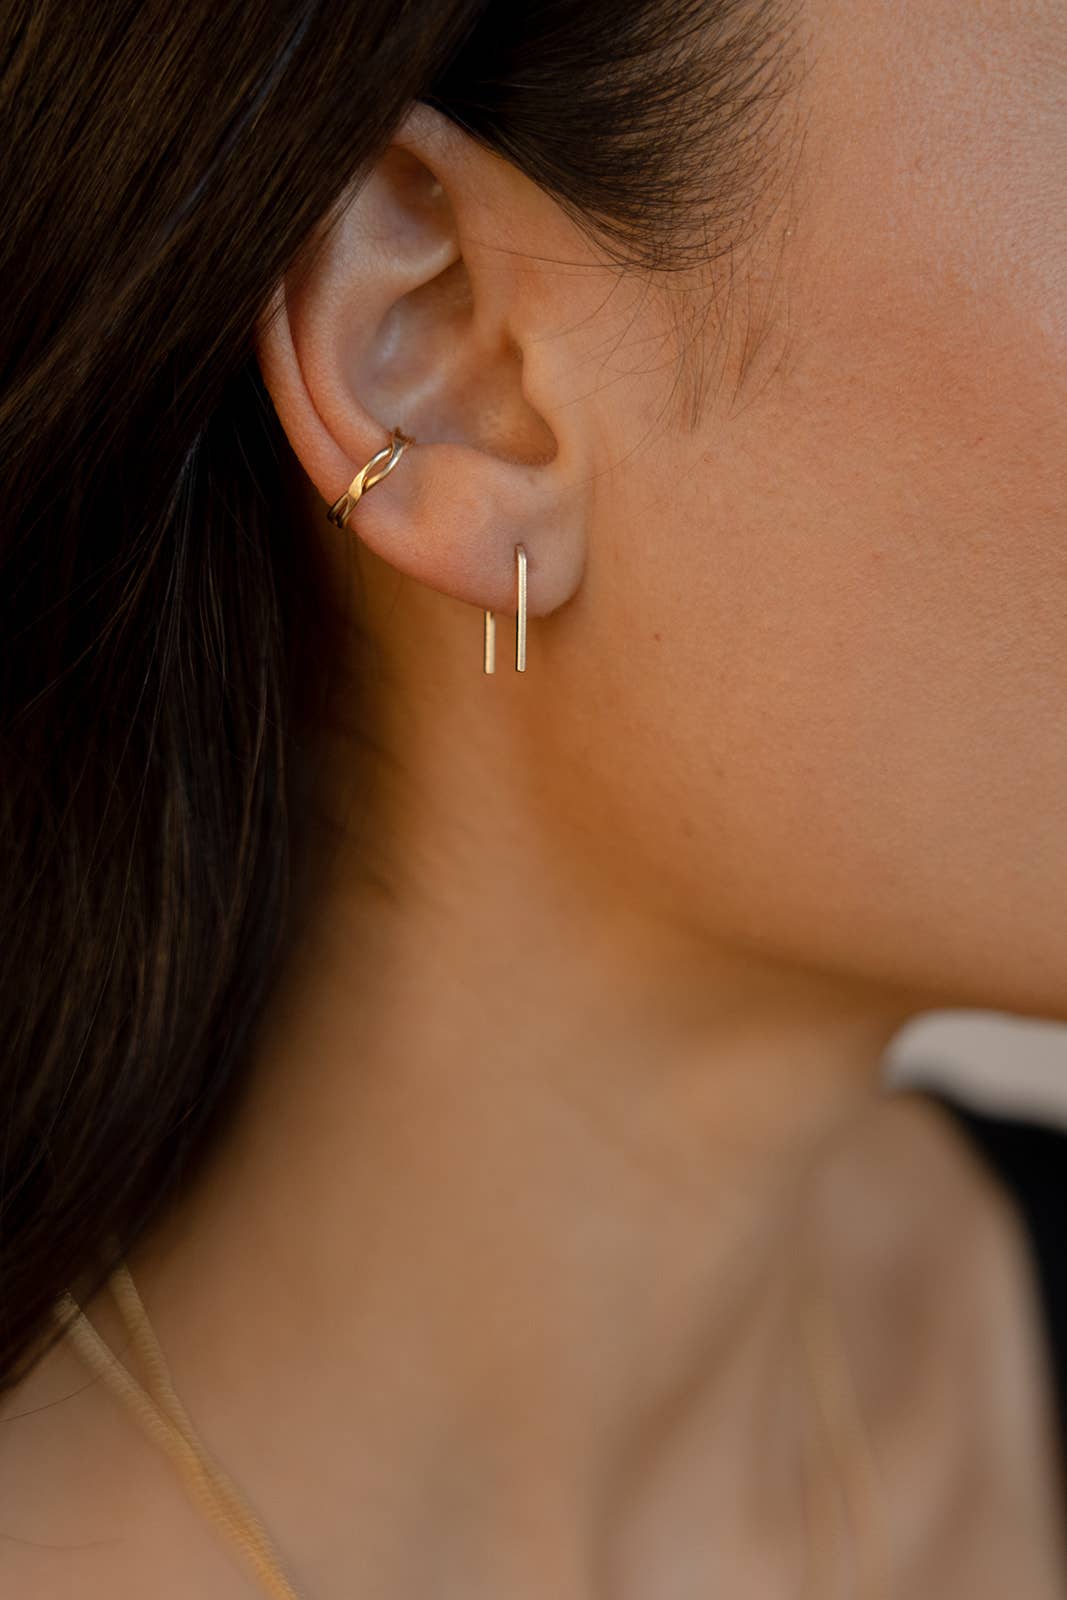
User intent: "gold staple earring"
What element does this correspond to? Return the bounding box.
[325,426,414,529]
[484,544,527,674]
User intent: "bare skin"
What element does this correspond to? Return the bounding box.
[3,0,1067,1592]
[0,1074,1063,1597]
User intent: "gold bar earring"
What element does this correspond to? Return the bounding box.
[483,544,527,674]
[515,543,527,671]
[483,608,496,674]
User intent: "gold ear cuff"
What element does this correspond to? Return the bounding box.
[324,431,529,674]
[325,427,414,529]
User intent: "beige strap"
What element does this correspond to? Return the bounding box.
[56,1278,302,1600]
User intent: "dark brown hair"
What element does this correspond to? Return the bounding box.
[0,0,800,1392]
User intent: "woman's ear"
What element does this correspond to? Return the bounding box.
[255,101,595,617]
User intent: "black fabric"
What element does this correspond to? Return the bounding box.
[916,1085,1067,1512]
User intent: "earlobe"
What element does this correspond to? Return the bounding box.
[254,103,590,619]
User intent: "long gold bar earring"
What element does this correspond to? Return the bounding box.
[515,543,527,672]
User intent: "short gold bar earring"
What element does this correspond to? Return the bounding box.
[484,608,496,674]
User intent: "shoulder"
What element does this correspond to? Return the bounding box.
[805,1087,1067,1594]
[0,1307,253,1598]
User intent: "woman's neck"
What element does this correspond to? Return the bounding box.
[120,741,916,1594]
